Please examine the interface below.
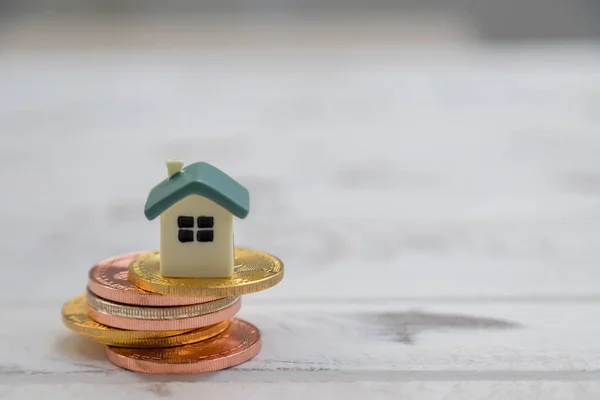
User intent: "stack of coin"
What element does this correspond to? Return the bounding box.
[62,248,284,374]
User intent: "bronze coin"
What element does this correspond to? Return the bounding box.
[105,318,261,374]
[89,252,218,306]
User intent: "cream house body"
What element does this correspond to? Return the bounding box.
[144,160,250,278]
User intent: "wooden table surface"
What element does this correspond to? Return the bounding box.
[1,36,600,398]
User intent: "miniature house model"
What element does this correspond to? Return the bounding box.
[144,160,250,278]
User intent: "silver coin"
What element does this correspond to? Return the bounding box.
[86,289,240,320]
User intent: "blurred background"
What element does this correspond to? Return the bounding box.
[2,0,600,42]
[1,1,600,304]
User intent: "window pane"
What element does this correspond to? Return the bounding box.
[178,229,194,243]
[178,216,194,228]
[197,216,214,228]
[197,230,214,242]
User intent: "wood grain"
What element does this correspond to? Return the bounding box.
[1,38,600,398]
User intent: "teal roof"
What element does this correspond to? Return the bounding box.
[144,162,250,220]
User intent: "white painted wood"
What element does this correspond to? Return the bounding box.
[2,45,600,303]
[6,382,600,400]
[8,299,600,374]
[3,300,600,398]
[1,20,600,396]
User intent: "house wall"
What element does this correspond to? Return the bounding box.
[159,194,234,278]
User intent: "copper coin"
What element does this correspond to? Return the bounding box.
[105,318,261,374]
[88,252,219,306]
[87,298,241,331]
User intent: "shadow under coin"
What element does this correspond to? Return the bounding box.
[54,332,106,364]
[133,371,223,383]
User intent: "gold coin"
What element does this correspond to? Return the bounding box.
[62,294,230,348]
[129,247,284,297]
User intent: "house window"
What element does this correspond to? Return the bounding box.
[196,215,214,243]
[178,216,194,228]
[197,230,214,242]
[197,216,214,228]
[177,215,214,243]
[178,229,194,243]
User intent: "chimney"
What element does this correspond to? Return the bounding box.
[166,159,184,179]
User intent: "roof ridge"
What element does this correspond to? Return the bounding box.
[144,161,250,220]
